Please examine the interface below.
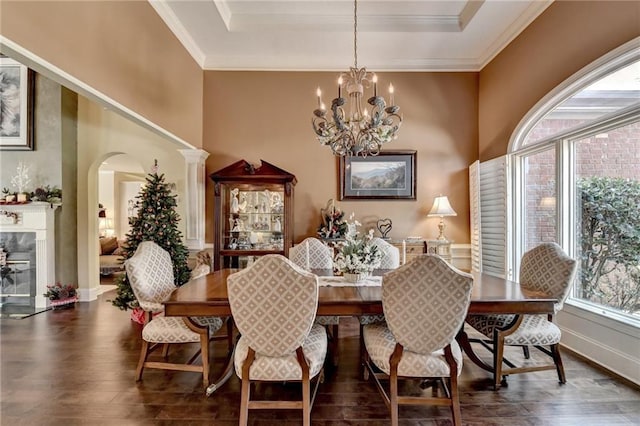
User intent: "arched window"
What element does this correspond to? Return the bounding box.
[509,38,640,324]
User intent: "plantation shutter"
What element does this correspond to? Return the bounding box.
[477,156,510,278]
[469,161,482,273]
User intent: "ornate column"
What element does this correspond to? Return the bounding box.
[178,149,210,250]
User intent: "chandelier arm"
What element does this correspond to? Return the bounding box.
[331,103,348,131]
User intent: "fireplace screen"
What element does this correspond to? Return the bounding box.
[0,232,36,308]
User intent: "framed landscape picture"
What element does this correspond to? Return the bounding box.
[0,57,35,151]
[339,150,416,200]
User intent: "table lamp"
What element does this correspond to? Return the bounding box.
[427,195,457,241]
[99,217,114,238]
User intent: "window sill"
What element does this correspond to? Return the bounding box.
[565,298,640,335]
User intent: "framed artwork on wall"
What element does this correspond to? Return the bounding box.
[0,56,35,151]
[339,150,417,200]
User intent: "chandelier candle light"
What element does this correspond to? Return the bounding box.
[312,0,402,157]
[428,195,457,241]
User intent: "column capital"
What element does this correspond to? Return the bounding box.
[178,149,210,163]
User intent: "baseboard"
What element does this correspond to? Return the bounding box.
[451,243,471,271]
[560,325,640,386]
[78,285,102,302]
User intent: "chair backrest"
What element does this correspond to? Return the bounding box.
[227,254,319,357]
[519,242,578,313]
[383,254,473,354]
[371,237,400,269]
[289,237,333,270]
[124,241,176,312]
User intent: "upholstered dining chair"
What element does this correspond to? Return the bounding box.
[125,241,226,387]
[358,238,401,326]
[362,254,473,426]
[289,237,340,361]
[371,237,401,269]
[227,254,327,426]
[465,242,578,389]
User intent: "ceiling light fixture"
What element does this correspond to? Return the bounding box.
[311,0,402,157]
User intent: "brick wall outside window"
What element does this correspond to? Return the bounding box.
[524,120,640,246]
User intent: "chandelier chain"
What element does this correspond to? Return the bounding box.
[353,0,358,69]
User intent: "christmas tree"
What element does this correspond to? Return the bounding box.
[112,161,191,311]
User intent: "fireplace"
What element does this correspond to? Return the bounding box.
[0,203,58,309]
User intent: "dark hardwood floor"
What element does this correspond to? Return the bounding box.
[1,288,638,425]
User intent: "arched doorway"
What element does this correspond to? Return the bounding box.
[97,154,145,288]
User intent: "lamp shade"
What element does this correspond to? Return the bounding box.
[428,196,457,217]
[99,217,115,237]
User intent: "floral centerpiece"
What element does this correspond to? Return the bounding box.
[43,283,78,309]
[333,215,383,282]
[317,199,348,239]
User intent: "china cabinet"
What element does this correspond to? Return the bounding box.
[210,159,296,271]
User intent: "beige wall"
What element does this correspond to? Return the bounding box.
[479,0,640,162]
[0,0,204,148]
[203,71,478,244]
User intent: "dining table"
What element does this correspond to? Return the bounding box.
[163,268,557,395]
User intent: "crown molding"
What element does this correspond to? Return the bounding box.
[148,0,207,68]
[477,0,553,69]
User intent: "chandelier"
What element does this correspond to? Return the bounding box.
[311,0,402,157]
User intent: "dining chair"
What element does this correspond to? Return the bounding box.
[358,238,400,330]
[465,242,578,389]
[371,237,401,269]
[227,254,327,426]
[289,237,340,363]
[362,254,473,426]
[125,241,226,387]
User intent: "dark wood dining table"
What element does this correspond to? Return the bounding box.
[163,268,557,395]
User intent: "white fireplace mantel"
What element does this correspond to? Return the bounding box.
[0,202,60,308]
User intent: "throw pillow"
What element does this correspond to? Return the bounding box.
[100,237,119,255]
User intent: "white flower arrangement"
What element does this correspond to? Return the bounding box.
[333,214,383,275]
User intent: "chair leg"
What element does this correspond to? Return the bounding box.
[359,323,366,378]
[330,323,340,366]
[522,345,530,359]
[443,344,462,426]
[302,371,311,426]
[493,332,505,390]
[226,318,234,353]
[450,374,461,426]
[389,343,403,426]
[136,340,150,381]
[389,368,399,426]
[239,348,255,426]
[161,343,170,359]
[200,332,210,387]
[295,347,312,426]
[551,343,567,384]
[239,377,250,426]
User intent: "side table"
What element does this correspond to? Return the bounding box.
[389,239,427,265]
[426,239,452,263]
